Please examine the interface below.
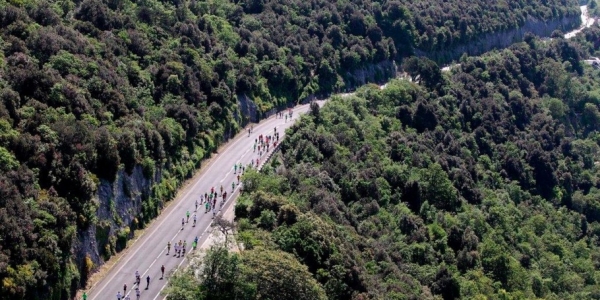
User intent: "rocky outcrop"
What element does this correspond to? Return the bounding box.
[74,165,161,277]
[236,60,398,123]
[237,93,260,124]
[343,60,397,90]
[418,14,581,63]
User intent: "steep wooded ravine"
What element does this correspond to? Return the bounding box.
[0,0,585,298]
[215,36,600,299]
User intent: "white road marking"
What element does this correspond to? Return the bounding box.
[154,185,241,300]
[90,124,257,299]
[91,102,316,300]
[131,186,243,300]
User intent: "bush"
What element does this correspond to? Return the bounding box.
[84,255,94,279]
[116,227,130,251]
[141,157,156,179]
[258,209,276,230]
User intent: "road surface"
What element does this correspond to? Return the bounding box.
[87,100,322,300]
[440,5,594,72]
[564,5,595,39]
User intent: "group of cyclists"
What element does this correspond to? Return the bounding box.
[276,108,294,122]
[192,179,237,221]
[166,238,199,257]
[255,131,280,153]
[112,109,295,300]
[114,271,149,300]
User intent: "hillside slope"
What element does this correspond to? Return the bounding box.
[171,36,600,299]
[0,0,583,298]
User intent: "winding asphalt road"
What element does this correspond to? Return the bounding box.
[87,100,323,300]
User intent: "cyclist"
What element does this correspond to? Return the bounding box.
[167,241,171,255]
[186,211,190,223]
[193,214,197,227]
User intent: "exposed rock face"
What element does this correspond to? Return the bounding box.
[238,93,260,123]
[343,60,397,90]
[418,14,581,63]
[236,60,398,123]
[74,165,161,277]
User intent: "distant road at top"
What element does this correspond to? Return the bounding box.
[565,5,595,39]
[441,5,594,72]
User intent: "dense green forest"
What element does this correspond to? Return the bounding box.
[0,0,584,298]
[167,34,600,299]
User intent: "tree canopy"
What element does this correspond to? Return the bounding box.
[202,35,600,299]
[0,0,585,297]
[165,245,326,300]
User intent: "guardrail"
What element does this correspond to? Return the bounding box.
[257,141,282,171]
